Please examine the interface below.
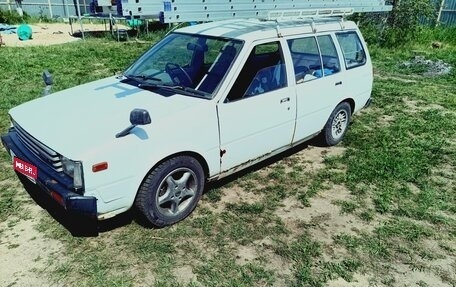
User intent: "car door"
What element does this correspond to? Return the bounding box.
[217,40,296,172]
[287,34,344,143]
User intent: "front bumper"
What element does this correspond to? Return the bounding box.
[1,129,97,218]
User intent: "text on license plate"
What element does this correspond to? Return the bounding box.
[13,157,38,180]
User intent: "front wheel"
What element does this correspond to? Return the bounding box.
[135,156,205,227]
[319,102,351,146]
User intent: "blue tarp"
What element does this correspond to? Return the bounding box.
[0,24,17,35]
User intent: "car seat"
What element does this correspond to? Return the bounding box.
[198,45,237,94]
[245,67,273,96]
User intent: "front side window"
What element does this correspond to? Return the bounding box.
[336,32,367,69]
[226,41,287,102]
[124,33,243,98]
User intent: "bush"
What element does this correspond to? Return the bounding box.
[418,26,456,45]
[353,0,437,47]
[0,8,28,24]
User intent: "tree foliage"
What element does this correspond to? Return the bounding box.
[353,0,437,47]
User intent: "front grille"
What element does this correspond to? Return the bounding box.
[13,121,63,172]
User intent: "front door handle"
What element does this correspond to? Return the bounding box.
[280,97,290,103]
[335,81,343,86]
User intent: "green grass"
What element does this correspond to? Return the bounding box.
[1,28,455,286]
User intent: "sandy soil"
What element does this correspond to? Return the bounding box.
[0,205,62,287]
[0,22,128,47]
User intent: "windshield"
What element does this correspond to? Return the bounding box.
[124,33,243,99]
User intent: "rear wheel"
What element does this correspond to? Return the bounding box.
[319,102,351,146]
[135,156,205,227]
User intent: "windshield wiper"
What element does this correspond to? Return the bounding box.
[138,83,210,99]
[123,74,163,83]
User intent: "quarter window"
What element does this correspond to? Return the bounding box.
[336,32,367,69]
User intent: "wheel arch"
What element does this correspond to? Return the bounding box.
[138,151,210,189]
[338,98,355,115]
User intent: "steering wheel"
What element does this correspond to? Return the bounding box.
[165,63,193,87]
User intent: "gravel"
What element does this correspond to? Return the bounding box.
[401,55,452,77]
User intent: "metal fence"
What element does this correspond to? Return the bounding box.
[1,0,456,25]
[436,0,456,25]
[0,0,91,19]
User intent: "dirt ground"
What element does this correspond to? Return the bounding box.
[0,26,453,286]
[0,146,452,287]
[0,22,127,47]
[0,23,120,287]
[0,205,62,287]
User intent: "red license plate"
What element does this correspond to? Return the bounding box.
[13,157,38,181]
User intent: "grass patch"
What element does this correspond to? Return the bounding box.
[325,37,456,285]
[0,28,455,286]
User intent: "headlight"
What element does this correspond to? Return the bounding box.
[61,156,84,190]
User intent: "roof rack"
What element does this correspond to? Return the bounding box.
[121,0,392,23]
[267,8,355,21]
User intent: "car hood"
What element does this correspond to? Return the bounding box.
[9,76,205,159]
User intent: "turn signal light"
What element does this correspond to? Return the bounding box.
[92,162,108,173]
[50,191,65,207]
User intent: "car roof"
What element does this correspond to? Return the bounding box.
[176,18,358,41]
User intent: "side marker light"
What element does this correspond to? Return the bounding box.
[92,162,108,173]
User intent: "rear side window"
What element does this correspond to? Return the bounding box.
[287,35,340,83]
[316,35,340,76]
[287,37,323,83]
[336,32,367,69]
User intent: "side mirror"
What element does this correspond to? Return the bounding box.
[130,108,151,126]
[116,109,151,138]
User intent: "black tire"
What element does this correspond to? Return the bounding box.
[319,102,352,146]
[135,156,205,227]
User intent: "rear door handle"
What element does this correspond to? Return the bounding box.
[280,97,290,103]
[335,81,343,86]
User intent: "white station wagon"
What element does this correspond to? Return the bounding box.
[2,18,373,226]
